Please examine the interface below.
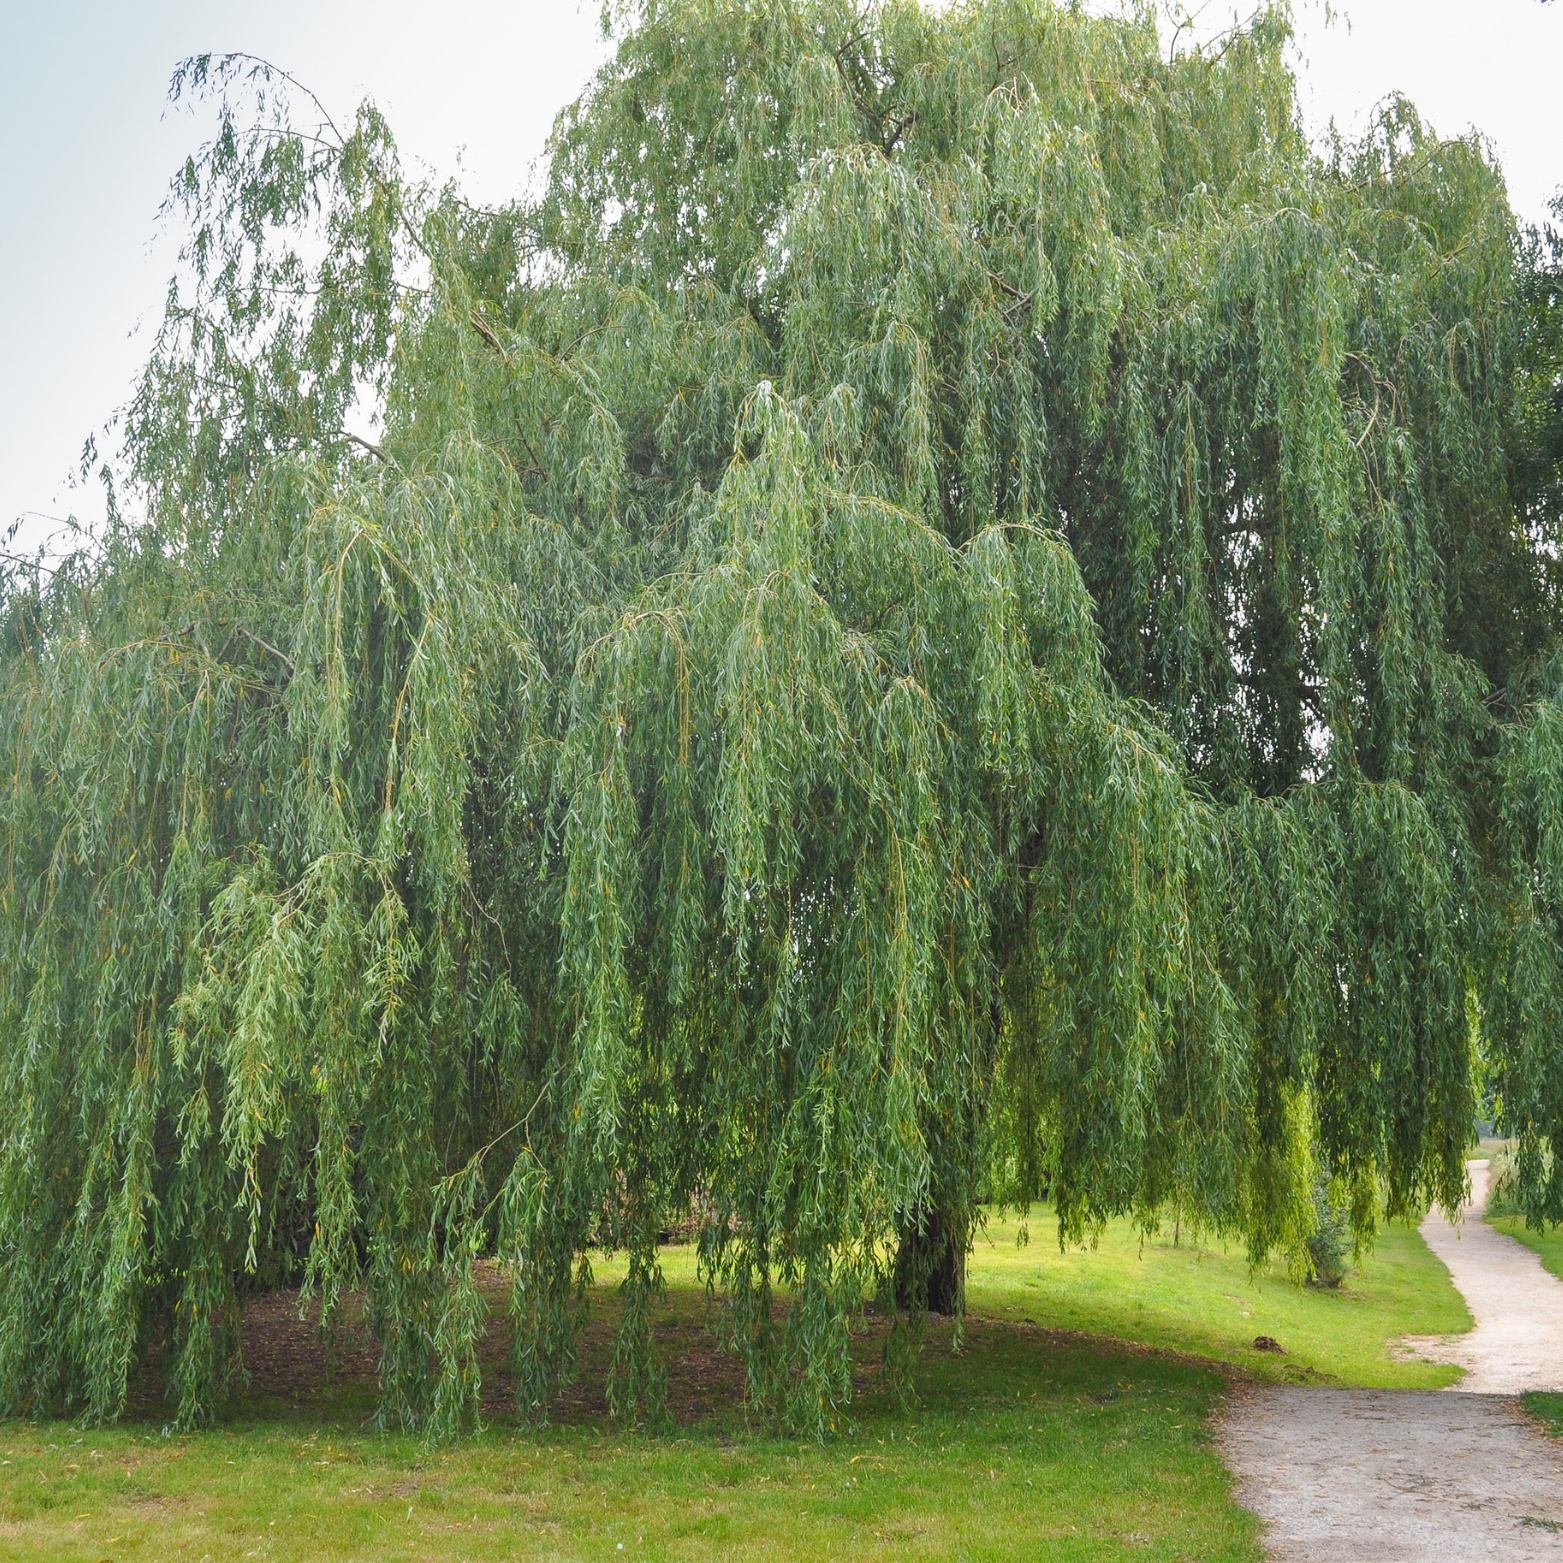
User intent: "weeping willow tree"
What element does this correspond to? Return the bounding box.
[2,0,1558,1438]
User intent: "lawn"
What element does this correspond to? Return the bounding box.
[961,1206,1470,1390]
[0,1208,1468,1562]
[0,1321,1256,1563]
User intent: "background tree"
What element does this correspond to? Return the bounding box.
[0,0,1556,1440]
[1486,193,1563,1220]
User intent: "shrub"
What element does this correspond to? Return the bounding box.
[1484,1145,1525,1218]
[1304,1181,1349,1288]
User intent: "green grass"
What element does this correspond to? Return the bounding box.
[0,1317,1255,1562]
[958,1206,1470,1390]
[1523,1391,1563,1438]
[0,1207,1470,1561]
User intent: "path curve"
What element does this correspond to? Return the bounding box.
[1218,1161,1563,1560]
[1409,1161,1563,1392]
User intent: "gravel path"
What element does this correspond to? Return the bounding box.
[1409,1162,1563,1392]
[1218,1161,1563,1560]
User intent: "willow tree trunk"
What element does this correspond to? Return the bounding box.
[893,1206,966,1317]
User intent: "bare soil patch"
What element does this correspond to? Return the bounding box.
[129,1260,756,1427]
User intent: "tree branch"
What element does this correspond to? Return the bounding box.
[236,625,296,673]
[469,309,508,357]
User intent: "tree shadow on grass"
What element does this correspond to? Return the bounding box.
[124,1256,1240,1441]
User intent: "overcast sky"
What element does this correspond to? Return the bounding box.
[2,0,1559,553]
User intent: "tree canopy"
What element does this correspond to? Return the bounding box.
[2,0,1560,1440]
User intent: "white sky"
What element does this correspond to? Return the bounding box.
[2,0,1559,553]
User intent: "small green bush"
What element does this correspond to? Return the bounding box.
[1484,1145,1524,1218]
[1304,1180,1349,1288]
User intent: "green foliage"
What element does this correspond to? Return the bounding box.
[1483,1144,1527,1219]
[0,1,1555,1438]
[1303,1179,1349,1288]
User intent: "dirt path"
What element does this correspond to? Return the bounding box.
[1219,1162,1563,1560]
[1409,1162,1563,1392]
[1221,1386,1563,1559]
